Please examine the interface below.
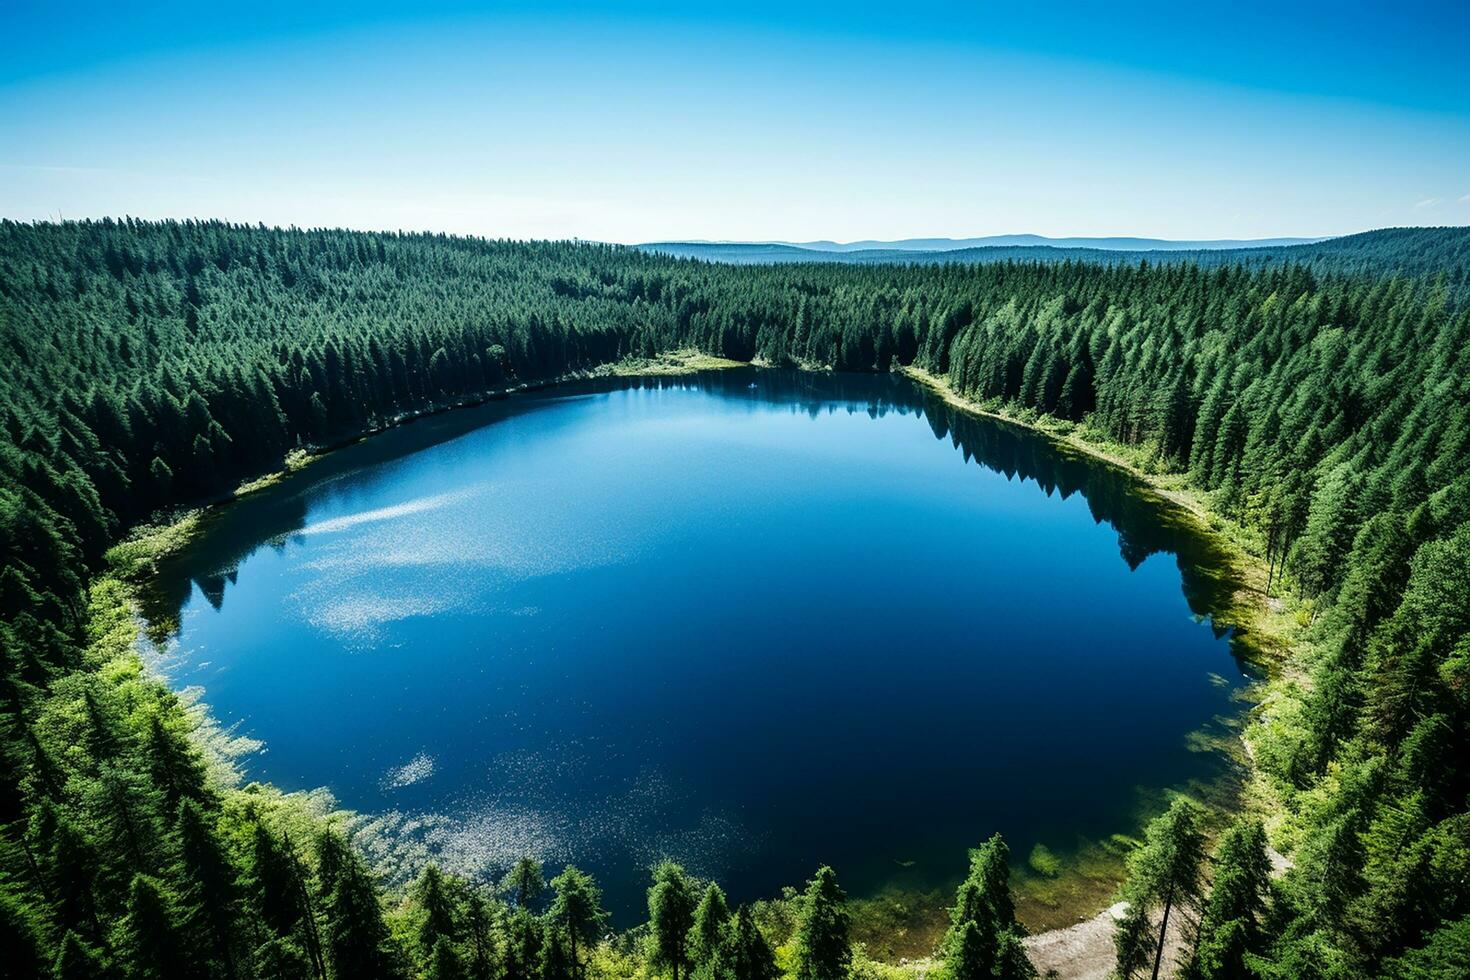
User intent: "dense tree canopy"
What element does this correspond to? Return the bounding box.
[1,218,1469,976]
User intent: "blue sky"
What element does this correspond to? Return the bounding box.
[3,1,1468,242]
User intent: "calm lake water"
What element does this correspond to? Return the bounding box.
[148,370,1245,919]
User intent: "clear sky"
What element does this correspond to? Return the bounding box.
[3,1,1468,243]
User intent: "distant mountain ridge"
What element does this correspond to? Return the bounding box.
[779,234,1323,253]
[636,228,1470,294]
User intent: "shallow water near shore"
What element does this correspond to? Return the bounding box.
[145,369,1246,922]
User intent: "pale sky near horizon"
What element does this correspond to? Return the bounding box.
[3,1,1469,243]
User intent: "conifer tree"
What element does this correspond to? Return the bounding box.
[115,874,200,980]
[316,830,400,979]
[143,712,209,813]
[1160,374,1195,466]
[1113,798,1207,980]
[502,857,546,909]
[1379,914,1470,979]
[539,926,576,980]
[947,920,990,980]
[85,763,165,876]
[503,907,545,980]
[0,888,46,980]
[941,835,1033,980]
[689,881,732,974]
[51,930,109,980]
[793,866,851,980]
[430,936,470,980]
[175,799,244,978]
[45,807,103,941]
[252,936,312,980]
[1113,900,1157,980]
[648,860,698,980]
[1185,819,1272,980]
[464,891,497,980]
[415,864,460,955]
[723,906,779,980]
[993,930,1034,980]
[1292,465,1360,600]
[548,865,608,980]
[249,821,325,977]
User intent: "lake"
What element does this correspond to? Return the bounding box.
[146,369,1245,920]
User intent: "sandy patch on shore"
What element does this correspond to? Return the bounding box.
[1025,901,1189,979]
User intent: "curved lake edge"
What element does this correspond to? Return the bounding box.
[899,365,1293,672]
[890,366,1299,942]
[109,357,1293,957]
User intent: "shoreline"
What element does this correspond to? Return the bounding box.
[109,350,747,578]
[896,365,1301,955]
[898,365,1297,666]
[112,355,1298,974]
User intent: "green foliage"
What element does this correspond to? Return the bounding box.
[251,935,311,980]
[941,835,1033,980]
[2,218,1470,976]
[690,882,732,973]
[1113,798,1207,979]
[504,907,545,980]
[721,906,780,980]
[415,864,461,955]
[315,829,401,979]
[1184,819,1272,980]
[430,935,470,980]
[247,821,324,974]
[0,887,47,980]
[175,798,245,976]
[52,929,111,980]
[539,925,577,980]
[946,920,989,980]
[114,874,200,980]
[1245,924,1356,980]
[647,860,699,980]
[1112,900,1156,980]
[793,867,852,980]
[463,892,496,980]
[548,865,609,979]
[1025,844,1062,878]
[1381,915,1470,979]
[503,857,547,909]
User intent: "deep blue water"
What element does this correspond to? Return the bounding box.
[149,370,1244,918]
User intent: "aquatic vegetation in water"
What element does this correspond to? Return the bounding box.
[1027,844,1063,878]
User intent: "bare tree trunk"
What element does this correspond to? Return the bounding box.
[1265,523,1278,596]
[1151,886,1175,980]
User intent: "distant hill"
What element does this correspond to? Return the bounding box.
[640,234,1322,261]
[787,234,1323,252]
[638,227,1470,291]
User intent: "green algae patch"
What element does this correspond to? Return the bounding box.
[1027,843,1064,878]
[1012,837,1134,932]
[848,886,952,963]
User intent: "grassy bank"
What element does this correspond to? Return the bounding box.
[590,348,748,376]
